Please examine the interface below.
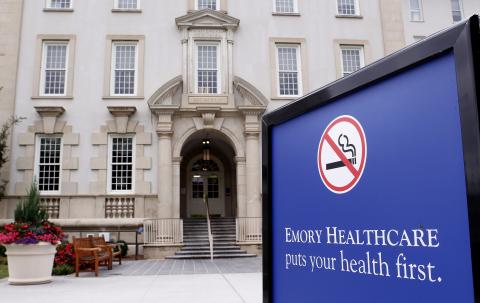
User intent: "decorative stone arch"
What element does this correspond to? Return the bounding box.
[173,126,245,159]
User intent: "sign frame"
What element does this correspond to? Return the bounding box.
[262,16,480,303]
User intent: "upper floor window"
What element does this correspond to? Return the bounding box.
[340,45,364,77]
[274,0,298,13]
[108,135,135,194]
[337,0,359,16]
[111,41,138,96]
[276,44,302,97]
[196,0,219,10]
[451,0,463,22]
[46,0,72,9]
[40,41,69,96]
[409,0,423,22]
[114,0,140,10]
[196,43,220,94]
[35,136,62,194]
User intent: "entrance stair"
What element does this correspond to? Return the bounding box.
[166,218,257,259]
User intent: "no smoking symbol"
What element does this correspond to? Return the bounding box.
[317,115,367,194]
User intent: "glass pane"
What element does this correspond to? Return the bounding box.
[38,137,62,192]
[197,45,218,94]
[192,176,204,198]
[208,176,219,199]
[341,47,362,76]
[275,0,295,13]
[117,0,138,9]
[337,0,356,15]
[198,0,217,10]
[49,0,71,8]
[111,137,133,191]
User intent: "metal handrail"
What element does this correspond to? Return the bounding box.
[203,194,214,261]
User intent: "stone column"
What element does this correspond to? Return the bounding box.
[152,109,177,218]
[245,133,261,217]
[172,157,182,218]
[235,157,247,217]
[157,132,173,218]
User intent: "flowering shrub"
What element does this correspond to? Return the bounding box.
[54,242,75,266]
[0,221,64,245]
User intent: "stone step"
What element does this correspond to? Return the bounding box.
[181,246,240,250]
[175,249,244,255]
[165,253,257,260]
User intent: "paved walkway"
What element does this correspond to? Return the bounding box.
[0,257,262,303]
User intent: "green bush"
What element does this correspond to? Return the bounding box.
[14,182,47,225]
[114,240,129,257]
[0,245,5,258]
[52,264,74,276]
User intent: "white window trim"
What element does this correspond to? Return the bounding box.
[336,0,360,16]
[107,134,136,195]
[34,135,63,195]
[409,0,424,22]
[113,0,141,10]
[272,0,298,13]
[275,44,303,97]
[451,0,463,23]
[340,45,365,77]
[110,41,139,97]
[194,41,221,95]
[39,41,69,97]
[45,0,73,9]
[195,0,220,10]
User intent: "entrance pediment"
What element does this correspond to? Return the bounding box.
[175,9,240,30]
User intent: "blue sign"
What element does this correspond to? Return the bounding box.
[262,17,480,303]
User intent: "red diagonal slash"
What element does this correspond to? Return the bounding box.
[324,134,359,177]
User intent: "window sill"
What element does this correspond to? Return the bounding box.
[103,96,145,100]
[111,8,142,13]
[409,19,425,23]
[31,96,73,100]
[335,14,363,19]
[271,96,300,101]
[43,8,74,12]
[272,12,301,17]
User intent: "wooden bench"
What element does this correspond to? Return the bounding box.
[89,236,122,268]
[72,237,111,277]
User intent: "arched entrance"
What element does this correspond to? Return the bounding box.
[179,130,237,219]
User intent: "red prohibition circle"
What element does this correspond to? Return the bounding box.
[317,115,367,194]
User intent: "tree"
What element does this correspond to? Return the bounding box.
[0,116,23,199]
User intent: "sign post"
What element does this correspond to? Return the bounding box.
[262,16,480,303]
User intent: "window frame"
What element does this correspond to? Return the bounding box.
[34,135,63,195]
[45,0,73,9]
[110,41,139,97]
[107,134,136,195]
[336,0,360,16]
[275,43,303,97]
[450,0,463,23]
[409,0,424,22]
[340,45,365,77]
[272,0,299,14]
[113,0,141,10]
[39,41,69,97]
[195,0,220,10]
[194,41,221,95]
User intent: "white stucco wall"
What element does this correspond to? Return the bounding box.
[9,0,388,197]
[402,0,480,45]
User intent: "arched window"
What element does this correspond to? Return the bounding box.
[191,159,219,172]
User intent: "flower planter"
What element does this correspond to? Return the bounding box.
[5,242,57,285]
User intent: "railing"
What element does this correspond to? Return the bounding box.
[143,218,183,245]
[204,194,214,261]
[40,197,60,219]
[236,217,262,243]
[105,197,135,218]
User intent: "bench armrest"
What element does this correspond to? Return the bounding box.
[77,248,101,252]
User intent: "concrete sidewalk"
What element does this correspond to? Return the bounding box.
[0,258,262,303]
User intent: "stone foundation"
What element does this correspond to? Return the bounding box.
[143,245,183,259]
[239,243,262,256]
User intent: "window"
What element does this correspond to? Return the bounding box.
[451,0,463,22]
[111,41,138,96]
[274,0,298,13]
[207,176,219,199]
[337,0,358,16]
[276,45,301,96]
[46,0,72,9]
[196,43,219,94]
[40,41,68,96]
[192,176,204,198]
[114,0,140,10]
[409,0,423,22]
[35,136,62,193]
[340,45,364,77]
[196,0,218,10]
[108,136,135,193]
